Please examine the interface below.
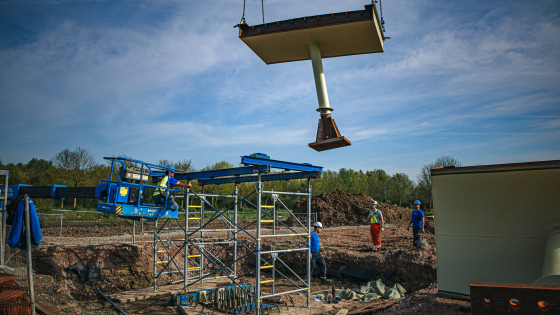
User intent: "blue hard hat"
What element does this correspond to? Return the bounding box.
[166,165,175,175]
[414,200,421,205]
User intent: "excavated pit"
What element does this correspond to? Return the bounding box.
[31,189,436,314]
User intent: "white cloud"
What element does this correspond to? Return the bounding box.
[0,2,246,126]
[0,0,558,177]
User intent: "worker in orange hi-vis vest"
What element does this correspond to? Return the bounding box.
[367,199,384,252]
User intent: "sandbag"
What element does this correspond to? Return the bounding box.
[383,287,401,299]
[361,293,381,302]
[371,279,386,296]
[395,283,406,296]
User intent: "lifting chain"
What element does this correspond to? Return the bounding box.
[238,0,264,25]
[240,0,246,24]
[372,0,386,33]
[380,0,386,32]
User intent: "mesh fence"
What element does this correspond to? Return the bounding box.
[2,246,29,289]
[1,220,33,315]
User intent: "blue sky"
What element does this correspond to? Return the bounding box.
[1,0,559,180]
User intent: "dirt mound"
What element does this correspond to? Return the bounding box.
[292,189,412,227]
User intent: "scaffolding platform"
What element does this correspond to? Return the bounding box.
[151,154,322,314]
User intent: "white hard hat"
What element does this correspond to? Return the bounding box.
[371,200,378,205]
[314,222,323,228]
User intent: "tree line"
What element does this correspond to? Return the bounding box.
[0,148,461,211]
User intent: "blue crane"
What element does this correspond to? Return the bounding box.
[1,154,323,222]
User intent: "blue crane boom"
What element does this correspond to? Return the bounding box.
[1,154,322,222]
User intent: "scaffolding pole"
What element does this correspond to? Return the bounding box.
[306,178,312,308]
[184,187,189,289]
[153,218,158,291]
[24,196,36,315]
[256,173,262,314]
[1,170,8,265]
[200,186,205,283]
[233,184,239,278]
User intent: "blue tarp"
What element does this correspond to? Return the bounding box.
[7,197,42,250]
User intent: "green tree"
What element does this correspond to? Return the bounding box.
[314,170,339,194]
[388,173,412,206]
[157,159,195,173]
[52,148,97,208]
[26,158,56,186]
[366,169,390,202]
[338,168,361,194]
[52,148,97,187]
[417,155,462,210]
[194,161,235,207]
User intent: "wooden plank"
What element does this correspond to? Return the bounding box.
[35,299,65,315]
[109,279,232,303]
[335,309,349,315]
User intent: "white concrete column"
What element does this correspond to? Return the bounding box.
[309,42,333,117]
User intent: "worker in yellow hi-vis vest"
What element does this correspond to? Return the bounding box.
[152,165,191,211]
[367,200,384,252]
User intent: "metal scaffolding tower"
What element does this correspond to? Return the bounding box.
[152,155,322,313]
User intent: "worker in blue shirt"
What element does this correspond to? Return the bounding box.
[152,165,191,211]
[407,200,425,249]
[310,222,332,283]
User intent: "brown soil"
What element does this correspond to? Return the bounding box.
[31,223,438,314]
[236,225,437,292]
[380,283,470,315]
[292,189,413,227]
[42,225,134,237]
[28,189,448,315]
[34,245,151,297]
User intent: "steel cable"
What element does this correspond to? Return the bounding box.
[241,0,246,23]
[262,0,265,24]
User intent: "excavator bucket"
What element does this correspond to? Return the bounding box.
[308,115,351,152]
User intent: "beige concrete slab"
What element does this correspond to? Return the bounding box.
[239,4,384,64]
